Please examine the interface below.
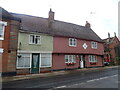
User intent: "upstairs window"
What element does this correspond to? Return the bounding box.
[89,55,97,62]
[0,21,7,40]
[29,35,41,44]
[91,41,97,49]
[69,38,77,47]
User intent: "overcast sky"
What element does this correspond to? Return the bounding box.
[0,0,119,39]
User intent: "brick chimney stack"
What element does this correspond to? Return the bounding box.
[85,21,91,28]
[48,8,54,22]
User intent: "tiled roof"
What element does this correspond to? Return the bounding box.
[11,13,103,42]
[0,7,21,21]
[103,36,120,44]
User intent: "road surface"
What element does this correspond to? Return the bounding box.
[2,67,119,89]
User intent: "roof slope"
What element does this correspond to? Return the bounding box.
[103,36,120,44]
[11,13,103,42]
[0,7,20,21]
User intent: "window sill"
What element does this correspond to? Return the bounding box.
[69,45,76,47]
[92,48,97,49]
[17,67,30,69]
[29,43,41,45]
[40,66,51,68]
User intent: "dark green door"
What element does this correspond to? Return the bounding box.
[31,53,39,74]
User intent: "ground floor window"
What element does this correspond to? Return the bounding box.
[17,53,52,68]
[89,55,97,62]
[17,53,31,68]
[40,53,52,67]
[65,55,76,63]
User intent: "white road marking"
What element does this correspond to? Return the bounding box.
[87,79,95,82]
[87,78,100,82]
[72,82,85,86]
[55,85,66,88]
[68,74,118,88]
[87,74,118,83]
[99,76,109,80]
[110,74,118,77]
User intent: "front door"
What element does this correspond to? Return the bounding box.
[80,55,84,68]
[31,53,40,74]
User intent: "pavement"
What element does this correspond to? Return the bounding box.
[0,66,119,83]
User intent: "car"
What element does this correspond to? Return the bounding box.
[104,62,110,66]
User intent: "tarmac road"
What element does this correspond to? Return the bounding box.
[2,67,119,89]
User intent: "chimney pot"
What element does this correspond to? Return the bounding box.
[85,21,91,28]
[48,8,54,22]
[114,32,116,37]
[108,32,110,38]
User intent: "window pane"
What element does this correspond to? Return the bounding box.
[24,57,30,67]
[0,24,4,37]
[17,53,30,68]
[69,55,72,62]
[33,55,39,68]
[36,36,40,44]
[92,42,97,48]
[65,55,69,62]
[30,35,35,44]
[69,38,76,46]
[41,57,51,67]
[73,39,76,46]
[41,53,51,67]
[73,55,76,63]
[17,58,24,67]
[70,39,72,45]
[89,55,97,62]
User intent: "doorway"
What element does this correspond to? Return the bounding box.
[31,53,40,74]
[80,55,85,68]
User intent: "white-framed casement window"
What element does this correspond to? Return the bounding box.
[69,38,77,47]
[0,48,4,53]
[40,53,52,67]
[65,55,76,63]
[17,53,31,68]
[91,41,97,49]
[89,55,97,62]
[0,21,7,40]
[29,35,41,44]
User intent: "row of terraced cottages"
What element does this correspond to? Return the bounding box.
[0,7,104,76]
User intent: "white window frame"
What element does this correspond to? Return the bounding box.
[89,55,97,62]
[69,38,77,47]
[0,21,7,40]
[65,55,76,63]
[16,53,31,69]
[91,41,97,49]
[29,34,41,45]
[0,48,4,53]
[40,53,52,67]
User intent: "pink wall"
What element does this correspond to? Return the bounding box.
[52,54,103,70]
[85,55,103,67]
[52,54,80,70]
[53,37,104,55]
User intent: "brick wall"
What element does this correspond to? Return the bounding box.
[2,19,11,72]
[7,20,20,73]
